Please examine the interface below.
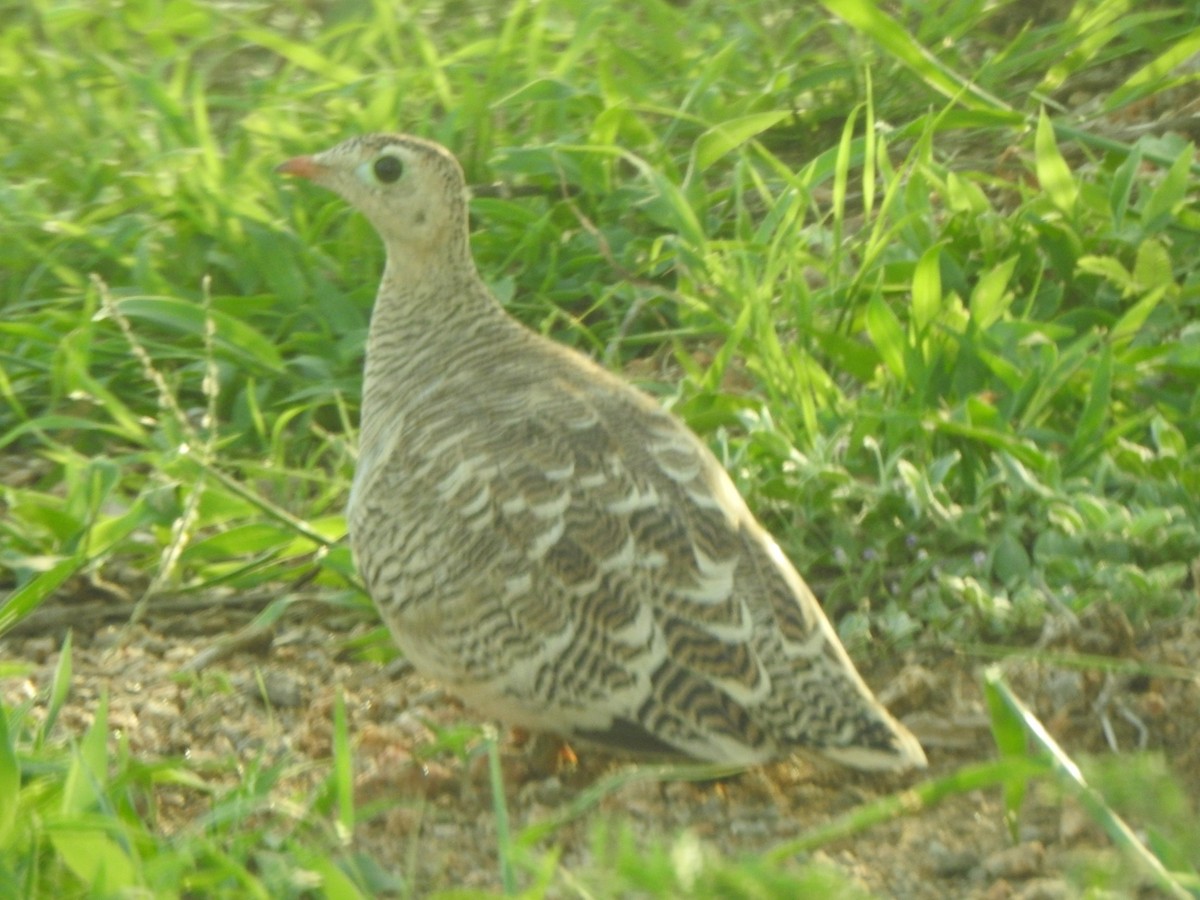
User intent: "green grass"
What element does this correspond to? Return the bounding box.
[2,0,1200,895]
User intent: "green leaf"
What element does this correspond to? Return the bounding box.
[1111,284,1168,346]
[1150,414,1186,459]
[308,856,368,900]
[865,294,907,381]
[1068,346,1111,466]
[48,824,138,893]
[42,632,74,745]
[968,255,1018,329]
[494,77,583,106]
[1109,143,1142,230]
[1077,255,1134,295]
[0,705,18,848]
[236,27,361,83]
[818,0,1010,113]
[975,345,1024,390]
[1133,238,1173,293]
[183,523,297,559]
[832,104,859,247]
[63,694,108,816]
[931,417,1049,471]
[911,243,943,334]
[984,670,1190,897]
[485,727,516,894]
[86,496,154,557]
[333,691,355,836]
[692,111,790,173]
[862,70,877,218]
[1036,2,1129,95]
[1140,143,1194,229]
[1105,30,1200,112]
[0,555,85,637]
[640,167,706,249]
[982,668,1029,841]
[0,416,145,452]
[945,170,989,215]
[1035,109,1078,215]
[992,532,1031,586]
[110,297,285,372]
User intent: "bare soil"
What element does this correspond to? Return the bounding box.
[2,590,1197,898]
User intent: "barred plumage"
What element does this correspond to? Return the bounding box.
[279,134,926,771]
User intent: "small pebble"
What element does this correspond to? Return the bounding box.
[23,636,56,663]
[929,842,979,877]
[141,636,171,656]
[164,645,194,664]
[518,775,565,806]
[1042,670,1084,709]
[244,671,304,708]
[983,841,1045,879]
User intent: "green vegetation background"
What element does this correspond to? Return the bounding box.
[1,0,1198,896]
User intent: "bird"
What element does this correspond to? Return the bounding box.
[277,134,927,772]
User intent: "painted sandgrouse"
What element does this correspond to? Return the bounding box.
[278,134,926,771]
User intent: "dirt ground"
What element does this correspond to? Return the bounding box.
[2,588,1197,898]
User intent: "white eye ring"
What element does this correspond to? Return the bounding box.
[356,152,406,186]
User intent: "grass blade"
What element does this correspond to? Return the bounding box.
[1035,108,1078,215]
[766,757,1047,863]
[0,703,18,849]
[820,0,1011,113]
[333,691,355,839]
[983,669,1193,900]
[40,631,73,746]
[691,111,790,174]
[484,727,516,895]
[0,555,84,637]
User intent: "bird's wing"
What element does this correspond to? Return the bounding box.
[355,361,817,759]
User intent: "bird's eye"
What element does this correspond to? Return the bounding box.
[373,155,404,184]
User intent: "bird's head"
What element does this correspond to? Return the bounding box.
[277,134,470,255]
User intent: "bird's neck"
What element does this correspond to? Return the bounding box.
[359,248,507,443]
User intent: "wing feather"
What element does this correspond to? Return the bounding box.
[351,359,920,765]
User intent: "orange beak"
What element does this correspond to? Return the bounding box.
[275,156,325,180]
